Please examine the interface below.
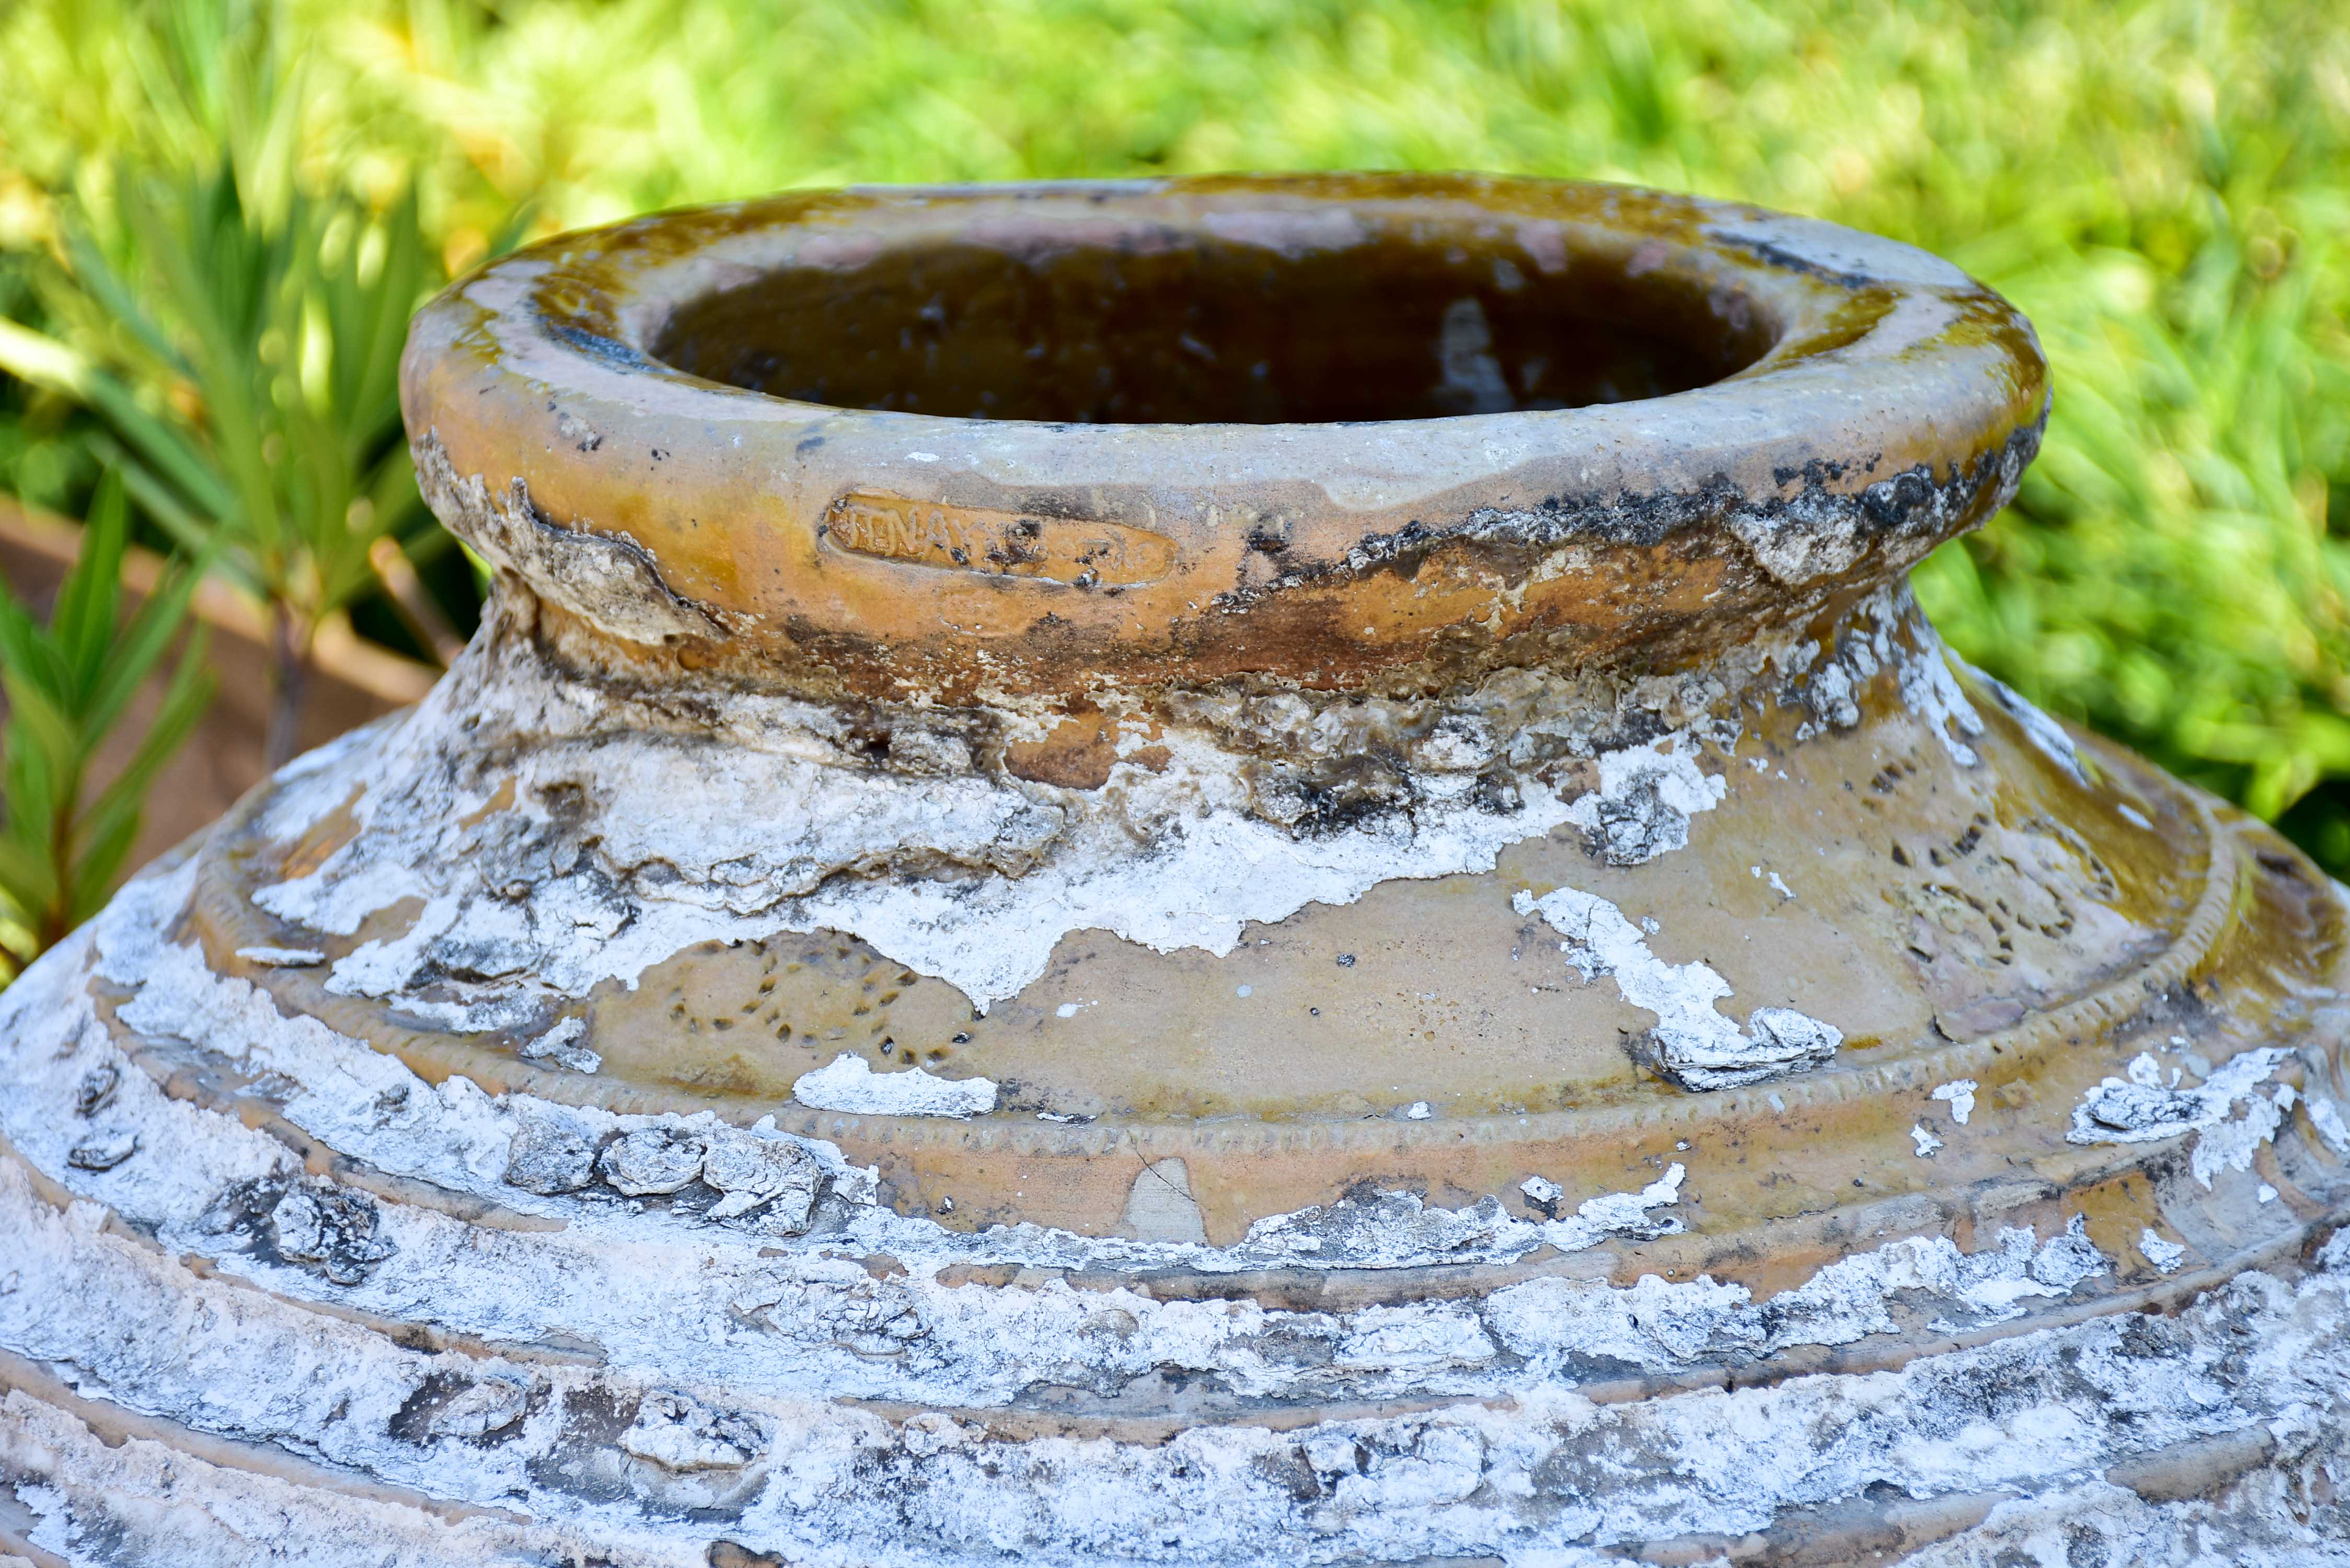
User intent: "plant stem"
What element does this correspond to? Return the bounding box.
[368,535,466,666]
[264,598,314,771]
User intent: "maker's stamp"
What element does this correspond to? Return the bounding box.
[822,492,1174,587]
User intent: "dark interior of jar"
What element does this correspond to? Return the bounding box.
[649,222,1778,424]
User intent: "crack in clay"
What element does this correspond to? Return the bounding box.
[1709,211,1976,290]
[1514,886,1842,1090]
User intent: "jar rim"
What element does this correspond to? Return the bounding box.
[400,175,2047,701]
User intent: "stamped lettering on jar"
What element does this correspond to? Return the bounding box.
[821,492,1176,586]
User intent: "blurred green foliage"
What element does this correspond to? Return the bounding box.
[0,1,448,765]
[18,164,443,766]
[1,0,2347,857]
[0,473,211,975]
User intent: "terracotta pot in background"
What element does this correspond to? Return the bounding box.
[0,499,435,880]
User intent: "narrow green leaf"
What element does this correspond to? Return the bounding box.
[73,634,214,915]
[57,472,130,702]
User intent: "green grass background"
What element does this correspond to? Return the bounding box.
[4,0,2349,861]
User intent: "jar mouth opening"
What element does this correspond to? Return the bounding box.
[405,178,2048,700]
[644,215,1779,426]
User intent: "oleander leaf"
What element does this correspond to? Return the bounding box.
[73,629,213,917]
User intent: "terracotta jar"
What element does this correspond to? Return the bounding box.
[3,176,2346,1565]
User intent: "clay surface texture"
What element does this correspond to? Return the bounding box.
[3,176,2346,1566]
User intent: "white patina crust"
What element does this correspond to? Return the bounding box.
[3,796,2347,1562]
[240,585,1971,1045]
[5,578,2346,1563]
